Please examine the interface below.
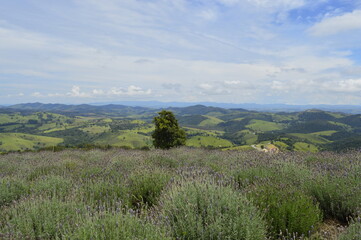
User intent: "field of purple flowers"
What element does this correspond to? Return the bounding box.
[0,148,360,239]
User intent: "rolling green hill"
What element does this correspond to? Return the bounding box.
[2,104,361,152]
[0,133,63,152]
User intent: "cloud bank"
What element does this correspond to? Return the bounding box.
[0,0,361,104]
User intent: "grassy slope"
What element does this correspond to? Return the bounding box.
[184,127,224,137]
[246,120,284,132]
[311,130,338,136]
[288,133,331,144]
[198,116,224,127]
[80,125,111,134]
[186,136,234,148]
[238,130,258,144]
[0,133,63,152]
[294,142,318,152]
[95,131,152,148]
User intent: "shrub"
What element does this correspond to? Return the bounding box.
[0,199,81,239]
[80,166,104,180]
[68,212,171,240]
[233,162,312,189]
[306,174,361,223]
[128,170,171,208]
[79,179,128,208]
[339,218,361,240]
[249,185,322,238]
[146,155,178,168]
[26,165,62,181]
[160,181,267,240]
[32,175,72,199]
[0,178,28,207]
[233,166,275,188]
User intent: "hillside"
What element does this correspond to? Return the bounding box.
[1,104,361,152]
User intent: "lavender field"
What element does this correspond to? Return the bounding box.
[0,148,360,239]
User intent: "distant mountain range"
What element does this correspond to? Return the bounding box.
[4,103,247,117]
[5,102,361,114]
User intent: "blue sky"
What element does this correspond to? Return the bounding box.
[1,0,361,105]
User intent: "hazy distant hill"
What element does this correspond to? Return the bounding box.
[8,103,154,116]
[168,105,238,115]
[88,101,361,114]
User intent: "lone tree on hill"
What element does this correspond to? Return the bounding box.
[152,110,186,149]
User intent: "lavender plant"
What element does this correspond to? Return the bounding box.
[0,148,360,240]
[160,180,267,240]
[339,217,361,240]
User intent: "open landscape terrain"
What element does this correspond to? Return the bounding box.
[3,0,361,239]
[1,103,361,153]
[0,148,360,239]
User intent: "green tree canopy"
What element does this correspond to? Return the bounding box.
[152,110,186,149]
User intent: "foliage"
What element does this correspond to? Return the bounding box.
[68,212,171,240]
[152,110,186,149]
[160,181,267,240]
[306,173,361,223]
[0,199,81,239]
[32,175,72,199]
[78,179,128,208]
[128,170,171,208]
[248,185,322,238]
[0,148,360,239]
[0,178,28,207]
[339,218,361,240]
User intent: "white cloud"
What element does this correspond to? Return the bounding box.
[309,10,361,36]
[110,85,152,96]
[92,89,104,95]
[217,0,240,6]
[249,0,305,10]
[199,83,213,90]
[31,92,42,97]
[5,93,25,97]
[198,9,218,21]
[325,79,361,93]
[2,0,361,105]
[224,80,241,85]
[29,85,152,99]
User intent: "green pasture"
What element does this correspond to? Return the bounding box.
[293,142,318,152]
[238,130,258,144]
[273,141,289,151]
[198,116,224,127]
[95,131,152,149]
[328,121,352,130]
[310,130,337,136]
[186,136,234,148]
[80,125,110,134]
[0,133,63,152]
[246,120,284,132]
[184,127,224,137]
[288,133,330,144]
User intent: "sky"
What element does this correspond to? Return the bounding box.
[1,0,361,105]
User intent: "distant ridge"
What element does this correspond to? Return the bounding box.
[7,103,152,116]
[5,102,361,114]
[5,102,247,116]
[90,101,361,113]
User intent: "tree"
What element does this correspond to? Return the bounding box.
[152,110,186,149]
